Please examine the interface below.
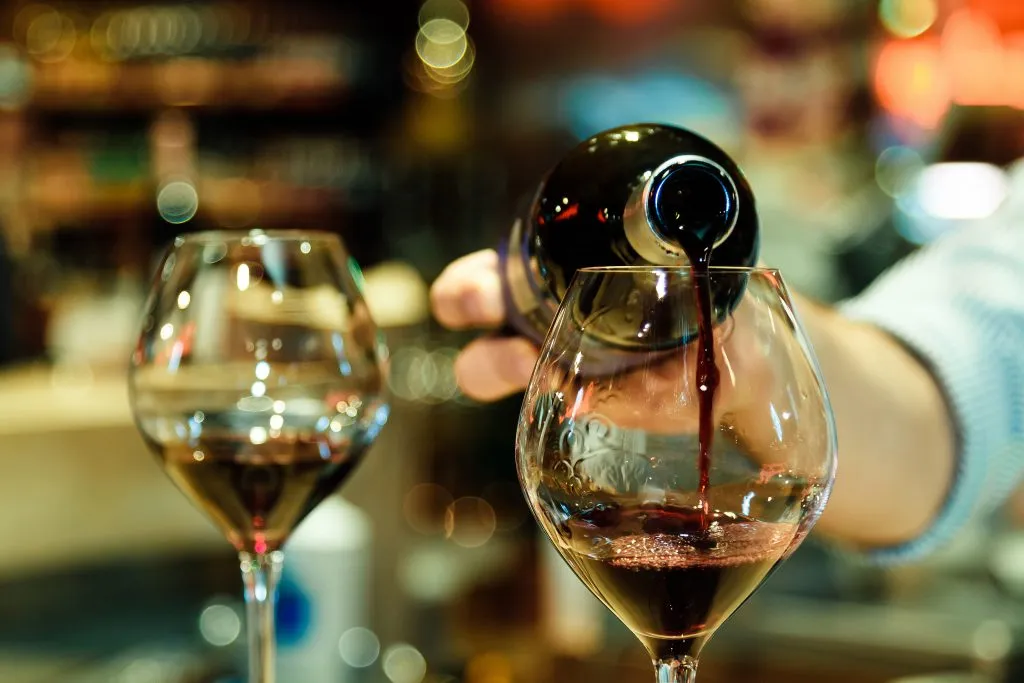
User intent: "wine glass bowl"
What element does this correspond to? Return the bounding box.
[516,266,835,680]
[129,230,388,682]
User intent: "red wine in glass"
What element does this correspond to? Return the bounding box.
[517,266,835,683]
[556,481,808,660]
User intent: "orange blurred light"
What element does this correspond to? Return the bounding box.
[874,40,950,129]
[873,8,1024,124]
[942,9,1004,106]
[969,0,1024,32]
[1004,34,1024,109]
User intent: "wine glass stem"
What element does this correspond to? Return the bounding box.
[240,550,284,683]
[655,657,699,683]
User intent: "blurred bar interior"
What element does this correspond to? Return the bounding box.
[3,0,1024,681]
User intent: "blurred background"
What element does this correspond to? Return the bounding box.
[2,0,1024,681]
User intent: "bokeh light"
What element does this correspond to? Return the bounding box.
[879,0,939,39]
[445,496,497,548]
[21,5,77,63]
[915,162,1008,220]
[875,145,924,197]
[198,602,243,647]
[873,40,950,128]
[387,346,461,404]
[411,0,475,97]
[419,0,470,29]
[157,180,200,224]
[415,19,467,70]
[249,425,268,444]
[382,643,428,683]
[338,627,381,668]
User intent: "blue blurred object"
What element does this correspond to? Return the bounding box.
[562,71,739,142]
[275,575,313,647]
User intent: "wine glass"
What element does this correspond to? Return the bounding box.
[516,266,836,683]
[129,230,389,683]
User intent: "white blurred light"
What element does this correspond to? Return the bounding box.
[338,627,381,668]
[423,41,475,85]
[236,263,251,291]
[249,426,268,444]
[177,290,191,309]
[251,381,266,397]
[273,400,286,413]
[415,18,467,70]
[300,241,311,254]
[382,644,427,683]
[269,414,284,430]
[419,0,469,29]
[916,162,1008,220]
[157,181,199,224]
[159,323,174,340]
[427,349,459,402]
[199,604,242,647]
[255,360,271,380]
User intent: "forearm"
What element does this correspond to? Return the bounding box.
[795,295,956,549]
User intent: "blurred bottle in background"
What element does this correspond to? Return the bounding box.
[277,495,373,683]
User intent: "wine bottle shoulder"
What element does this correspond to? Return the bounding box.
[527,124,758,299]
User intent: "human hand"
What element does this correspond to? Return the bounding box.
[429,250,787,437]
[429,249,540,401]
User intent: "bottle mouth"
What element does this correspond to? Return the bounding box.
[647,156,740,252]
[621,155,742,266]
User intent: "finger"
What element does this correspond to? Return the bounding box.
[430,249,505,330]
[454,336,538,402]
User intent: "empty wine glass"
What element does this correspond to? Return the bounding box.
[129,230,389,683]
[516,266,836,682]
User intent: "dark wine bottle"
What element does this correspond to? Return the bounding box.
[498,123,759,351]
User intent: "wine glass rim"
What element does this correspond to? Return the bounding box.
[577,265,781,276]
[174,229,340,245]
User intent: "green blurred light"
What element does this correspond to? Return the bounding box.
[880,0,938,39]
